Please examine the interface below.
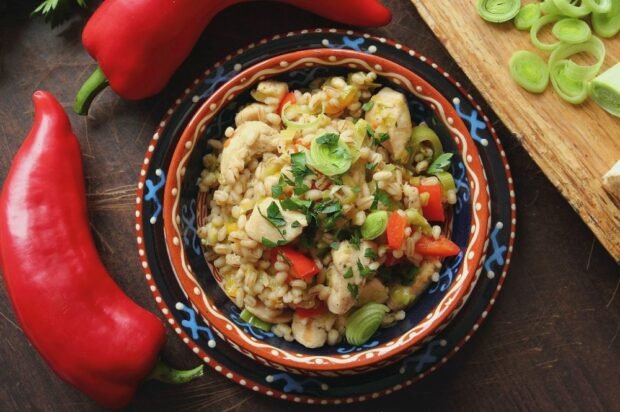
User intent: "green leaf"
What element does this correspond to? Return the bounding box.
[347,283,359,298]
[330,241,340,250]
[316,133,340,145]
[261,237,287,247]
[427,153,453,174]
[370,188,392,210]
[366,162,377,172]
[266,201,286,227]
[32,0,89,28]
[344,267,354,278]
[291,220,301,228]
[362,101,375,112]
[364,248,378,260]
[350,228,362,250]
[281,197,312,213]
[272,181,285,198]
[356,259,375,278]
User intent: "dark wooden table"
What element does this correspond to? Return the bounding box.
[0,1,618,411]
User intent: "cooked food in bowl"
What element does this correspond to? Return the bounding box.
[197,71,460,349]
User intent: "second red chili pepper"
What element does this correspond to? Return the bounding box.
[74,0,392,114]
[0,91,202,408]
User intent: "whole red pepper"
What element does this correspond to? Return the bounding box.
[74,0,391,114]
[0,91,201,408]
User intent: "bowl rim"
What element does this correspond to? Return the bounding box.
[162,48,490,373]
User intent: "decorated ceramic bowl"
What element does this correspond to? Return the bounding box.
[162,48,490,376]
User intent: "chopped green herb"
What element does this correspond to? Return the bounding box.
[294,184,310,195]
[344,267,354,278]
[427,153,453,175]
[352,186,361,193]
[266,201,286,227]
[370,188,392,210]
[374,133,390,145]
[281,197,312,213]
[402,266,420,286]
[364,248,378,260]
[315,200,342,215]
[366,124,376,138]
[366,163,377,172]
[261,237,287,247]
[316,133,340,146]
[350,228,362,250]
[330,241,340,250]
[347,283,359,298]
[290,152,314,195]
[362,101,375,112]
[356,259,375,278]
[291,220,301,229]
[271,181,285,198]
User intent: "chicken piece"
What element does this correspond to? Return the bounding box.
[253,80,289,107]
[602,160,620,200]
[245,302,293,324]
[219,121,279,185]
[235,103,274,127]
[357,277,389,306]
[327,240,377,315]
[245,198,308,245]
[387,260,436,311]
[365,87,413,163]
[291,312,337,349]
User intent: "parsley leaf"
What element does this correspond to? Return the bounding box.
[356,259,375,278]
[266,201,286,227]
[291,220,301,229]
[350,228,361,250]
[261,237,287,247]
[370,188,392,210]
[316,133,340,146]
[366,163,377,172]
[366,124,390,146]
[294,183,310,195]
[315,200,342,215]
[347,283,359,298]
[330,241,340,250]
[402,266,420,286]
[344,267,354,278]
[364,248,378,260]
[272,181,285,198]
[362,101,375,112]
[427,153,454,175]
[290,152,314,195]
[281,197,312,213]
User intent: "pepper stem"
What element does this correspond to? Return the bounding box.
[147,359,204,384]
[73,66,109,115]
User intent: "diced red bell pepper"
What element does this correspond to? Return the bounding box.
[418,184,445,222]
[274,247,319,280]
[387,212,407,250]
[415,236,460,257]
[295,302,327,318]
[277,92,296,116]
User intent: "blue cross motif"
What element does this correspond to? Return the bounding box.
[144,169,166,224]
[454,99,487,145]
[336,340,381,354]
[176,302,216,348]
[483,222,507,275]
[266,373,328,394]
[200,66,235,99]
[401,340,441,374]
[181,199,202,256]
[428,251,464,294]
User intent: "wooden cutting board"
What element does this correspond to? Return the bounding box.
[411,0,620,261]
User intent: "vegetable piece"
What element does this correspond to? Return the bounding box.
[540,0,562,14]
[386,212,407,250]
[434,171,457,197]
[592,0,620,37]
[530,15,562,52]
[281,102,324,129]
[388,285,416,309]
[240,309,273,331]
[33,0,89,28]
[278,92,296,116]
[552,18,592,44]
[405,208,433,234]
[345,303,389,345]
[361,211,389,240]
[589,63,620,117]
[552,0,592,17]
[417,184,445,222]
[276,247,320,279]
[476,0,521,23]
[349,118,369,162]
[411,124,444,161]
[509,50,550,93]
[75,0,391,115]
[427,153,453,174]
[514,3,542,30]
[0,91,202,409]
[295,302,328,318]
[584,0,612,13]
[415,236,461,257]
[549,61,591,104]
[309,133,352,176]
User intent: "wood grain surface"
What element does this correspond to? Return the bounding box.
[0,0,618,411]
[412,0,620,261]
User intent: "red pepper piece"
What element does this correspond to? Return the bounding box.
[415,235,460,257]
[278,91,297,116]
[295,302,327,318]
[275,246,320,279]
[418,184,445,222]
[0,92,201,409]
[74,0,391,115]
[386,211,407,250]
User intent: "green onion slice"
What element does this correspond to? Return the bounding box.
[541,0,562,15]
[411,124,444,161]
[281,102,323,129]
[589,63,620,117]
[345,303,389,346]
[592,0,620,37]
[309,134,352,176]
[514,3,542,30]
[584,0,612,13]
[361,211,388,240]
[530,15,563,52]
[240,309,273,332]
[509,50,550,93]
[552,18,592,44]
[552,0,592,17]
[548,36,606,82]
[550,60,590,104]
[477,0,521,23]
[434,171,457,195]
